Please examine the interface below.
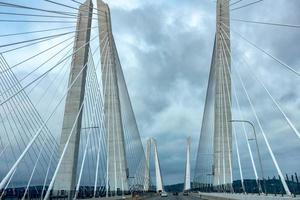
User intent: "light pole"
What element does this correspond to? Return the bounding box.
[229,120,265,194]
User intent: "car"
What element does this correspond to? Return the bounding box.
[183,191,189,196]
[173,192,178,196]
[161,192,168,197]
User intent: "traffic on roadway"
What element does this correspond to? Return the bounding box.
[146,192,202,200]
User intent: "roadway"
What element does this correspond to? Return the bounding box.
[144,193,300,200]
[145,193,203,200]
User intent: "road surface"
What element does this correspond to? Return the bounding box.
[144,193,300,200]
[146,194,203,200]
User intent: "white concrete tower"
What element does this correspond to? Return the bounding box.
[143,139,151,191]
[53,0,93,197]
[97,0,129,193]
[213,0,232,187]
[184,137,192,191]
[152,138,164,193]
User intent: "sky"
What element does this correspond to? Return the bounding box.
[0,0,299,187]
[105,0,300,185]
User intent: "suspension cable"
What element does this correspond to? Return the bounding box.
[0,1,77,17]
[219,30,260,184]
[44,44,100,199]
[220,26,292,196]
[0,35,98,105]
[0,32,98,190]
[0,25,75,38]
[230,0,244,6]
[225,17,300,29]
[44,0,106,17]
[231,0,264,11]
[235,45,300,139]
[221,22,300,77]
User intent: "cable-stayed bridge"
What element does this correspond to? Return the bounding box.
[0,0,148,199]
[0,0,299,200]
[193,0,300,199]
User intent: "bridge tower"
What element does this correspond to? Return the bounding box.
[213,0,232,188]
[142,138,164,192]
[152,138,164,192]
[143,139,151,191]
[52,0,93,197]
[97,0,129,194]
[184,137,192,191]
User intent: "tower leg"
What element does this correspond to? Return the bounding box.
[213,0,232,187]
[52,1,93,198]
[184,137,192,191]
[143,139,151,191]
[152,139,164,193]
[97,0,129,194]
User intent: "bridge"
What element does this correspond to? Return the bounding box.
[0,0,299,199]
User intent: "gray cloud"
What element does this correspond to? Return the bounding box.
[107,0,300,185]
[1,0,299,187]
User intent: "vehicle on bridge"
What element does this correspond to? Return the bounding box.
[161,192,168,197]
[172,192,178,196]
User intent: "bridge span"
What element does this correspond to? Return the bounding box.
[136,193,300,200]
[0,0,299,199]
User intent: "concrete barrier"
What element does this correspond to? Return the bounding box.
[192,192,300,200]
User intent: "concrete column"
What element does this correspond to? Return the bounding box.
[184,137,192,191]
[213,0,232,187]
[53,0,93,197]
[143,139,151,191]
[97,0,129,193]
[152,139,163,193]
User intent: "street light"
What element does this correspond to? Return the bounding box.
[229,119,265,195]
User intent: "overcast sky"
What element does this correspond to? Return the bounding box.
[0,0,299,187]
[106,0,300,185]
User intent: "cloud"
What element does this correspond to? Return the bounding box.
[108,0,300,184]
[0,0,299,187]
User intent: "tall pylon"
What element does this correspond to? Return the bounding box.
[97,0,129,194]
[184,137,192,191]
[143,139,151,191]
[142,138,164,192]
[53,0,93,197]
[213,0,232,188]
[152,138,164,193]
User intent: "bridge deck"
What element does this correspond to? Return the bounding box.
[198,193,300,200]
[82,195,132,200]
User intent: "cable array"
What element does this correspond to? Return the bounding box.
[0,0,147,199]
[194,0,299,196]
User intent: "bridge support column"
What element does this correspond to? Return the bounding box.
[184,137,192,191]
[53,0,93,198]
[97,0,129,195]
[213,0,232,190]
[143,139,151,191]
[152,139,164,193]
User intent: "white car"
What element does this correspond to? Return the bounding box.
[161,192,168,197]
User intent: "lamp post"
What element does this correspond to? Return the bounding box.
[206,173,213,192]
[229,120,265,194]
